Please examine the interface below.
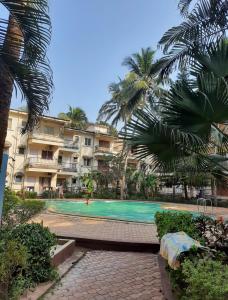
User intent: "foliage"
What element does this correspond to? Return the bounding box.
[58,106,88,129]
[156,212,228,299]
[94,189,117,199]
[195,215,228,254]
[122,39,228,176]
[157,0,228,77]
[98,47,162,126]
[41,190,58,199]
[11,223,57,284]
[0,236,28,299]
[130,169,158,198]
[0,0,52,132]
[16,191,38,199]
[81,173,95,197]
[155,211,202,241]
[64,191,85,199]
[181,258,228,300]
[2,189,45,227]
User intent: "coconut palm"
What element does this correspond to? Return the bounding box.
[157,0,228,77]
[98,47,163,198]
[0,0,52,166]
[123,40,228,179]
[98,47,163,124]
[58,106,88,130]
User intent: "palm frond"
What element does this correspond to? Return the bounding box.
[0,0,51,62]
[0,0,52,131]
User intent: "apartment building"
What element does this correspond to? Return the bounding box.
[4,109,126,194]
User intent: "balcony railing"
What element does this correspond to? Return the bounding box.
[58,162,78,172]
[63,140,79,150]
[95,145,111,153]
[26,157,58,169]
[29,130,63,143]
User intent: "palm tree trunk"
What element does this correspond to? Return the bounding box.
[183,183,188,200]
[0,15,23,167]
[120,150,128,199]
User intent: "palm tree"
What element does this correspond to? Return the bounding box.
[157,0,228,77]
[123,39,228,197]
[58,106,88,129]
[98,47,162,198]
[0,0,52,166]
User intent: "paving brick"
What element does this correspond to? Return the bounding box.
[45,251,165,300]
[32,213,158,243]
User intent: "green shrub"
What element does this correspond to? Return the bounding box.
[93,189,116,199]
[182,259,228,300]
[17,200,45,224]
[64,192,84,198]
[11,223,57,283]
[41,190,58,199]
[16,191,38,199]
[0,235,28,300]
[2,189,45,227]
[155,211,202,241]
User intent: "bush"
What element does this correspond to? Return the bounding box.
[64,192,84,198]
[93,189,117,199]
[11,223,57,283]
[155,211,202,241]
[182,259,228,300]
[41,190,58,199]
[0,233,28,300]
[16,191,38,199]
[18,200,45,224]
[2,189,45,227]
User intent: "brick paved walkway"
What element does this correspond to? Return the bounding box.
[32,213,158,243]
[45,251,165,300]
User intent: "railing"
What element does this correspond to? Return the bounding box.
[95,145,111,153]
[58,162,78,172]
[30,130,63,143]
[63,140,79,150]
[26,157,58,169]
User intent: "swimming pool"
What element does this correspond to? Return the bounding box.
[45,200,186,223]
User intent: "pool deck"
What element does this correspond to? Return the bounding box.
[33,201,228,245]
[32,212,159,244]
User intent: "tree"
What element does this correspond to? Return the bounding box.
[0,0,52,166]
[58,106,88,129]
[81,173,94,198]
[98,47,161,199]
[157,0,228,77]
[123,39,228,197]
[131,169,158,199]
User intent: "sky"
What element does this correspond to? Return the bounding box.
[11,0,182,122]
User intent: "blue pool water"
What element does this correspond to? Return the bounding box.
[45,200,187,223]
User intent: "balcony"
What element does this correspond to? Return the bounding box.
[94,145,112,157]
[28,130,64,146]
[26,157,59,171]
[58,162,78,173]
[59,140,79,152]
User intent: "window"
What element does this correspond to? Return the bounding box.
[15,173,23,183]
[43,126,54,135]
[72,177,77,184]
[8,118,12,130]
[85,137,91,146]
[99,140,110,148]
[84,158,91,166]
[41,150,53,160]
[18,146,25,155]
[73,156,78,163]
[58,155,63,164]
[21,120,27,127]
